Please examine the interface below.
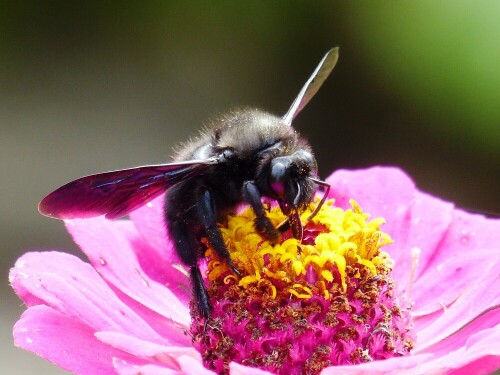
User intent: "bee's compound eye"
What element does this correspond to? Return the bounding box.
[270,161,286,197]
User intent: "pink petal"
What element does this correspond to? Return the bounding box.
[415,326,500,375]
[415,256,500,351]
[129,196,192,305]
[429,208,500,275]
[412,209,500,316]
[129,195,176,262]
[319,353,433,374]
[96,331,200,370]
[100,289,191,347]
[65,218,190,328]
[177,355,215,375]
[394,190,454,284]
[415,307,499,358]
[413,249,498,317]
[325,166,414,224]
[124,226,191,306]
[14,305,137,375]
[10,251,163,342]
[113,358,179,375]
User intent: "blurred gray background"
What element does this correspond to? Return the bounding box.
[1,2,499,374]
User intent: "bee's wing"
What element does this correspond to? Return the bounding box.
[39,158,218,220]
[282,47,339,126]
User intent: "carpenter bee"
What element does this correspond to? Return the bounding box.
[39,48,339,319]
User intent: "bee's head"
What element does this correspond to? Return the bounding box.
[260,150,317,239]
[269,150,317,206]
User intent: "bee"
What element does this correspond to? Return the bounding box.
[39,48,339,319]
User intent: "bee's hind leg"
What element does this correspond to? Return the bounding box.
[190,264,212,319]
[168,217,212,319]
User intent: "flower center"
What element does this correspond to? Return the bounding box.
[190,199,414,375]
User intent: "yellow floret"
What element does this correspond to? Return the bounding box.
[206,198,394,301]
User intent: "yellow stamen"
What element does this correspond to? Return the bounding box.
[224,275,238,284]
[258,279,277,299]
[206,198,393,302]
[289,284,313,298]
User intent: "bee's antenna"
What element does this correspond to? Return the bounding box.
[282,47,339,126]
[306,177,331,222]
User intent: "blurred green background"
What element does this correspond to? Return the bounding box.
[1,2,498,374]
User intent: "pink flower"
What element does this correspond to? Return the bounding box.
[10,167,500,374]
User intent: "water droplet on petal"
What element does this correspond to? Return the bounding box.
[99,257,107,266]
[26,337,33,344]
[459,229,471,244]
[147,202,153,208]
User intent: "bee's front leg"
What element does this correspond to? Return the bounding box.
[242,180,280,244]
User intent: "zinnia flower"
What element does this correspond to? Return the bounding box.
[10,167,500,374]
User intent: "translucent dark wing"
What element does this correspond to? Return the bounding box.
[282,47,339,125]
[39,158,218,220]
